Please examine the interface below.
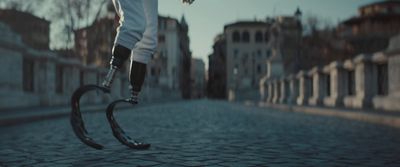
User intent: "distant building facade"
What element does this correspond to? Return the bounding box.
[267,15,302,78]
[338,0,400,55]
[224,21,272,101]
[208,8,304,101]
[191,58,205,98]
[0,9,50,50]
[74,5,117,67]
[208,34,227,99]
[146,15,192,99]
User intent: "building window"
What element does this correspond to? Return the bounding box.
[242,53,248,65]
[257,65,262,74]
[266,49,272,58]
[23,58,34,92]
[234,49,239,59]
[158,35,165,43]
[255,31,263,43]
[265,32,270,42]
[257,50,262,57]
[55,65,64,94]
[233,65,239,75]
[377,63,388,95]
[347,70,355,95]
[159,20,166,30]
[233,31,240,43]
[242,31,250,43]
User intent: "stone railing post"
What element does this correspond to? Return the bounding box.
[371,52,389,110]
[266,80,274,103]
[286,74,298,105]
[296,70,311,106]
[343,59,356,108]
[308,67,325,106]
[272,79,280,104]
[323,61,346,107]
[259,76,268,102]
[353,54,374,108]
[279,77,288,104]
[373,34,400,111]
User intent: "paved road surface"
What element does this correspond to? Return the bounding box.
[1,100,399,166]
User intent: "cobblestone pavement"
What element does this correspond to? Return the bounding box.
[1,100,400,167]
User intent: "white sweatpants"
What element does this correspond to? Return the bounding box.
[113,0,158,64]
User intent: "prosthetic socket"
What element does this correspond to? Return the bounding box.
[102,45,147,94]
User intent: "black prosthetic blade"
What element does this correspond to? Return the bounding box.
[106,99,151,150]
[70,84,110,150]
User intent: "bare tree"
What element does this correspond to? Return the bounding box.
[306,15,320,34]
[50,0,109,49]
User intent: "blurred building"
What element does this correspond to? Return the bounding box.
[207,34,227,99]
[338,0,400,55]
[267,14,302,79]
[74,4,117,67]
[146,15,192,99]
[224,21,272,101]
[74,2,192,99]
[191,58,205,98]
[208,9,303,101]
[0,9,50,50]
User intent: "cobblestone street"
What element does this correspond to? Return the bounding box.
[1,100,400,166]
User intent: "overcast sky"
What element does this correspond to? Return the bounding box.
[0,0,380,69]
[159,0,378,68]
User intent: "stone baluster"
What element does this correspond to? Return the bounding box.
[343,59,356,108]
[352,54,374,108]
[296,70,311,106]
[370,52,388,109]
[381,35,400,111]
[308,67,325,106]
[266,80,274,103]
[272,79,280,104]
[286,74,298,105]
[323,61,346,107]
[279,77,288,104]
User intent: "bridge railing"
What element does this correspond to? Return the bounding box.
[260,34,400,111]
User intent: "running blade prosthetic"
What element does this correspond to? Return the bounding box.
[70,85,110,150]
[106,99,150,150]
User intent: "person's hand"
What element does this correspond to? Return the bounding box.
[182,0,195,5]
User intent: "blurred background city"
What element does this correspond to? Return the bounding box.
[1,0,400,166]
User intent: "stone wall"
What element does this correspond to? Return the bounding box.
[260,34,400,112]
[0,22,181,110]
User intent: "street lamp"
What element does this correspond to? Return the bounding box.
[294,7,302,72]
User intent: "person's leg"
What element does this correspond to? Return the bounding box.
[128,0,158,103]
[103,0,147,88]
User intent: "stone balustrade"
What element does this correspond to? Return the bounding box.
[0,45,130,109]
[260,34,400,112]
[0,23,147,110]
